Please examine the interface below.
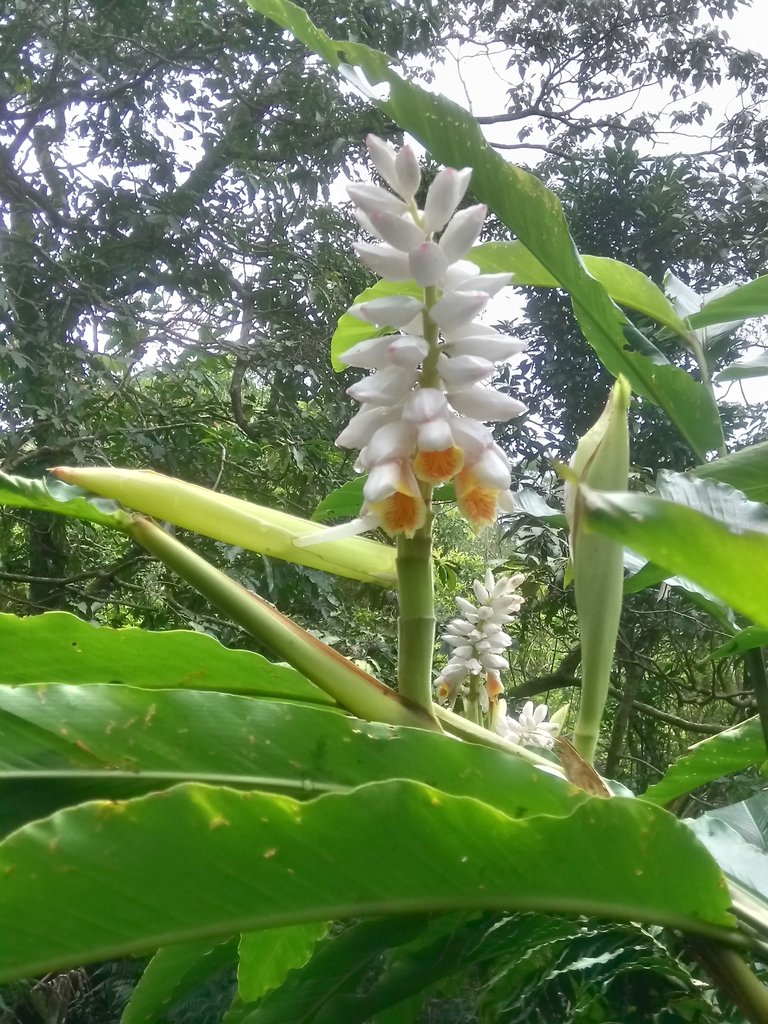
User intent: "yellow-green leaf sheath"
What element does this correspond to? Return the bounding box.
[52,467,395,587]
[566,378,630,764]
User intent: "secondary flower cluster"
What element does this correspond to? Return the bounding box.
[435,569,524,711]
[335,134,526,539]
[434,569,563,748]
[495,699,562,750]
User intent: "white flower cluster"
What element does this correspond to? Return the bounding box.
[335,135,527,539]
[495,699,562,750]
[435,569,524,709]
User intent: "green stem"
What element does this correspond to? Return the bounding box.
[129,516,441,732]
[394,283,442,716]
[689,939,768,1024]
[396,528,437,719]
[572,531,625,765]
[435,704,555,769]
[465,673,484,727]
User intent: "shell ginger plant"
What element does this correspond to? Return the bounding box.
[2,65,768,1019]
[300,134,527,717]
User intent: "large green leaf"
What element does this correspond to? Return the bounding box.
[0,779,736,981]
[642,718,764,807]
[0,471,131,529]
[623,472,768,605]
[657,471,768,531]
[244,0,723,459]
[0,611,327,703]
[0,683,587,836]
[686,791,768,903]
[711,627,768,662]
[688,275,768,330]
[238,923,328,1004]
[120,936,238,1024]
[581,485,768,627]
[623,456,768,604]
[470,242,691,338]
[233,916,431,1024]
[716,352,768,382]
[692,442,768,504]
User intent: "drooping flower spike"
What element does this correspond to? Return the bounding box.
[297,135,526,546]
[434,569,524,712]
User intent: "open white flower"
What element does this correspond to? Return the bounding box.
[495,699,562,749]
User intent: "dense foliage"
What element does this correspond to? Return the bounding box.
[2,0,768,1020]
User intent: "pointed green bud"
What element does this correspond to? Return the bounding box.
[565,377,630,765]
[549,703,570,733]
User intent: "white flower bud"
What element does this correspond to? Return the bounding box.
[364,459,416,502]
[335,405,397,449]
[408,241,449,286]
[438,204,487,262]
[368,210,426,252]
[437,353,495,389]
[423,167,473,233]
[364,420,415,464]
[346,366,413,404]
[353,242,411,281]
[469,447,512,490]
[386,336,429,369]
[430,290,489,329]
[365,134,401,194]
[342,334,400,370]
[447,384,527,422]
[417,417,454,452]
[442,260,480,290]
[402,387,449,422]
[348,295,424,327]
[445,335,526,361]
[347,184,408,217]
[394,145,421,200]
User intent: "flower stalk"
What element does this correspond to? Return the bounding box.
[396,528,437,712]
[395,281,439,713]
